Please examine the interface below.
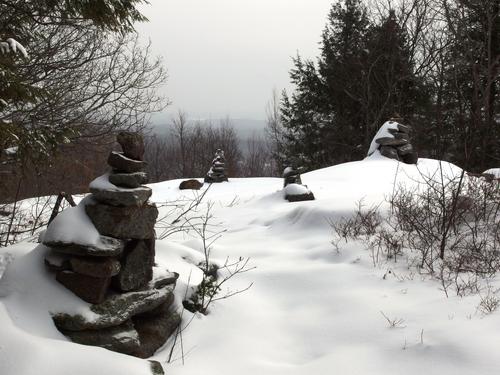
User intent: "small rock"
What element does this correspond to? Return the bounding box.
[89,186,152,207]
[117,132,145,161]
[52,285,175,331]
[56,270,111,304]
[149,361,165,375]
[113,239,155,292]
[85,202,158,240]
[402,151,418,164]
[179,179,203,190]
[46,236,125,257]
[61,320,141,356]
[109,172,148,188]
[44,252,71,272]
[108,151,147,173]
[70,257,121,278]
[150,271,179,289]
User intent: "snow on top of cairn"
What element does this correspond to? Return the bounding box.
[483,168,500,178]
[284,183,311,196]
[367,120,400,157]
[43,197,102,247]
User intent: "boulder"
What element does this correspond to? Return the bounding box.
[179,179,203,190]
[113,239,155,292]
[70,257,121,278]
[108,151,147,173]
[402,151,418,164]
[61,320,141,356]
[45,235,124,257]
[109,172,148,188]
[52,285,175,331]
[117,132,145,161]
[56,270,111,304]
[85,202,158,240]
[396,143,414,155]
[89,186,152,207]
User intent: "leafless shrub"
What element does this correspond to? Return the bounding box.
[380,311,406,328]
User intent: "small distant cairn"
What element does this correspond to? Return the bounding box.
[204,149,228,183]
[42,132,180,369]
[367,117,418,164]
[283,165,315,202]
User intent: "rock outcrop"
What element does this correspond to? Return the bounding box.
[42,132,180,369]
[367,119,418,164]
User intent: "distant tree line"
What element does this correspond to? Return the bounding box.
[144,112,278,183]
[275,0,499,172]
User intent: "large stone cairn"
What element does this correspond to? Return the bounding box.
[204,149,228,183]
[42,132,180,364]
[283,165,315,202]
[367,118,418,164]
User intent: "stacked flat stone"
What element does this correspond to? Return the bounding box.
[367,119,418,164]
[204,149,228,183]
[283,166,315,202]
[42,132,180,365]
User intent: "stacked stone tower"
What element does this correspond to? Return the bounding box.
[282,165,315,202]
[367,119,418,164]
[42,132,180,364]
[204,149,228,183]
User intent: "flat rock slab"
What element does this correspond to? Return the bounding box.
[85,202,158,240]
[70,257,121,278]
[150,271,179,290]
[117,132,145,161]
[285,192,315,202]
[113,239,155,292]
[109,172,148,188]
[61,320,141,356]
[375,137,409,147]
[45,235,124,257]
[90,186,152,207]
[108,151,147,173]
[52,284,175,331]
[56,271,111,304]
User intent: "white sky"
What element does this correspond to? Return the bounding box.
[137,0,333,122]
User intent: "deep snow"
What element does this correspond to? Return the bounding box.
[1,156,499,375]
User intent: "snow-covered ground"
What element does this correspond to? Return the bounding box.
[1,156,499,375]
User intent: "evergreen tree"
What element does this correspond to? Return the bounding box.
[281,0,430,170]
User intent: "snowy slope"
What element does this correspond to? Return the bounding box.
[1,156,499,375]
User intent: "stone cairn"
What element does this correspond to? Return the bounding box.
[204,149,228,183]
[283,165,315,202]
[367,118,418,164]
[42,132,180,368]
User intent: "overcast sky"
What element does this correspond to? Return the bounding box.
[137,0,333,123]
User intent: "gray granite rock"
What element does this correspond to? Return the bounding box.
[113,239,155,292]
[108,151,147,173]
[379,145,399,159]
[45,235,124,257]
[70,257,121,278]
[285,192,315,202]
[109,172,148,188]
[44,252,71,272]
[117,132,145,161]
[61,320,141,356]
[179,179,203,190]
[56,270,111,304]
[85,202,158,240]
[52,285,175,331]
[89,186,152,207]
[149,361,165,375]
[375,137,409,147]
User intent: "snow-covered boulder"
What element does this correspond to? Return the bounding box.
[367,120,418,164]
